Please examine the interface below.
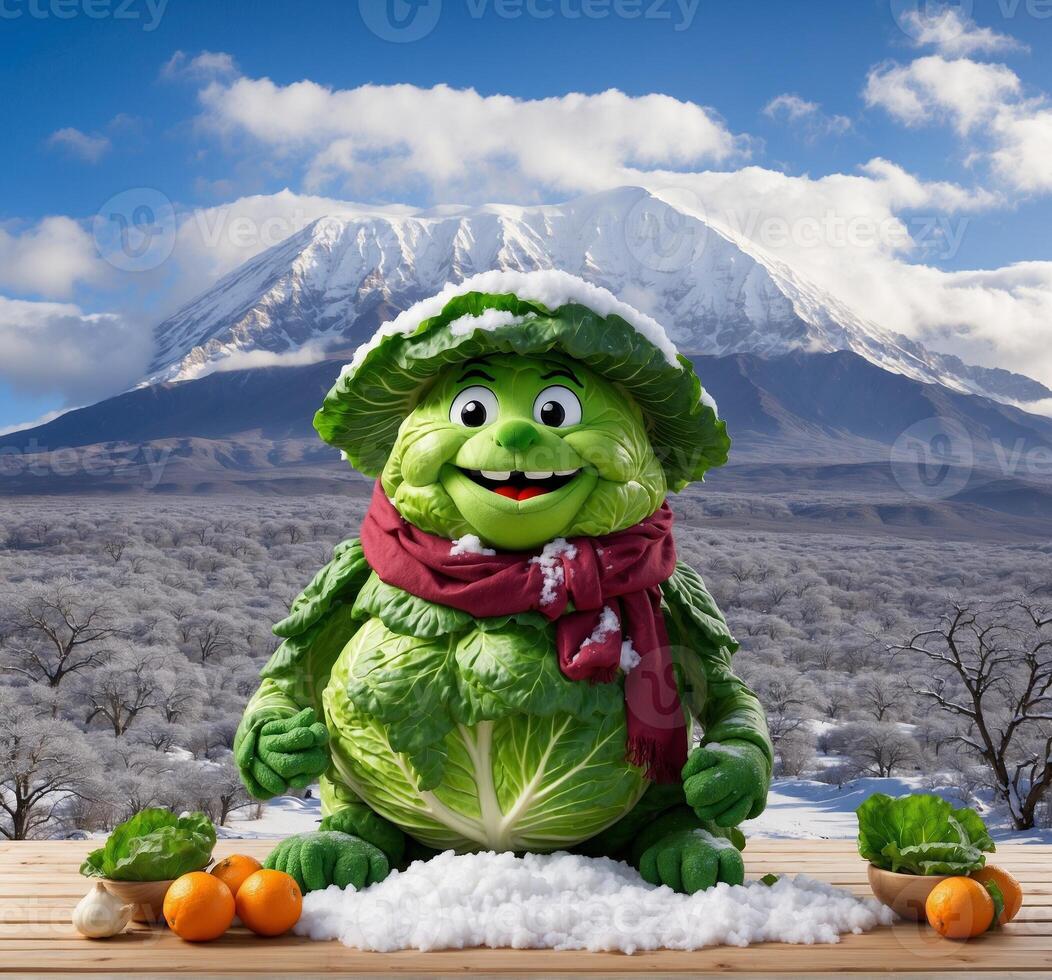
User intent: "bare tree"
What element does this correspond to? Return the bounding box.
[776,729,815,777]
[824,682,851,720]
[185,759,254,826]
[828,721,921,778]
[103,539,126,563]
[897,600,1052,830]
[1,589,123,687]
[155,658,206,723]
[84,650,163,736]
[130,713,188,753]
[0,695,96,839]
[749,667,822,744]
[854,674,900,722]
[191,618,234,663]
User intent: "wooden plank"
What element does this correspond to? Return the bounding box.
[7,916,1048,944]
[3,932,1052,975]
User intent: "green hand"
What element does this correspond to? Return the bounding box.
[264,831,390,893]
[682,741,769,828]
[320,804,406,865]
[236,708,330,800]
[638,828,745,894]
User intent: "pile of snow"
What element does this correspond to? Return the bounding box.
[529,537,577,606]
[295,850,893,953]
[448,309,527,337]
[449,533,496,557]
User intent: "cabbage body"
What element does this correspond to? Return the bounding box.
[322,575,650,852]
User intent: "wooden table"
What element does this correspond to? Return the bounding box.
[1,839,1049,977]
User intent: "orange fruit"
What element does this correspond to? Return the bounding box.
[235,869,303,937]
[163,871,235,942]
[972,865,1023,924]
[211,854,263,897]
[926,876,994,940]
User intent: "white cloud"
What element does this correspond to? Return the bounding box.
[865,54,1052,194]
[860,260,1052,386]
[901,7,1027,57]
[161,49,239,81]
[0,216,107,299]
[764,94,819,121]
[763,94,852,139]
[0,297,151,405]
[988,105,1052,193]
[856,157,999,211]
[180,342,331,381]
[864,55,1020,133]
[46,127,111,163]
[195,78,745,200]
[0,408,73,437]
[649,167,1052,385]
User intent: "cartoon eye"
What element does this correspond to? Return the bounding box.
[533,386,582,428]
[450,386,498,428]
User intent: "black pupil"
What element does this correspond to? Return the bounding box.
[540,400,565,426]
[461,400,487,427]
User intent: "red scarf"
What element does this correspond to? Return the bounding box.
[360,482,687,783]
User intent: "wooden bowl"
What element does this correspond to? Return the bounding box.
[100,878,174,925]
[867,864,951,920]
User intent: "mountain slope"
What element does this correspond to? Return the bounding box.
[11,350,1051,466]
[145,187,1050,406]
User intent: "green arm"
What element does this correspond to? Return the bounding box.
[235,538,372,799]
[661,561,773,771]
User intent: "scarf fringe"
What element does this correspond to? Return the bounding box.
[626,734,683,785]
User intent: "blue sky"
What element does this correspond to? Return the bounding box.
[1,0,1051,428]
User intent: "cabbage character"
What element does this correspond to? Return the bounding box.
[235,271,772,895]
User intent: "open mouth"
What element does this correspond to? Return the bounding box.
[460,468,580,501]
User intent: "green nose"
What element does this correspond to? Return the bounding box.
[494,419,541,452]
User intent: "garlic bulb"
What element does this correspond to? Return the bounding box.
[72,882,134,938]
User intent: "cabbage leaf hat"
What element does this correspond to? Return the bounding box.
[315,270,730,490]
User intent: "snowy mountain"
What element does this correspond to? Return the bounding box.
[146,187,1050,405]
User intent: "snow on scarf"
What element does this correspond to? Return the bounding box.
[360,482,686,783]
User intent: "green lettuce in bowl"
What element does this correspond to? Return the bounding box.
[80,809,216,882]
[856,793,995,876]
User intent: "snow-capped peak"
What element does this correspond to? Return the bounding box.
[143,188,1050,405]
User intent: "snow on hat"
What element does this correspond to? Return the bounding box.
[315,270,730,490]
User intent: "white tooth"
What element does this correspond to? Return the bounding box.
[524,470,554,480]
[480,470,511,481]
[555,468,580,477]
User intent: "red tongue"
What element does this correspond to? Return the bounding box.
[494,485,548,501]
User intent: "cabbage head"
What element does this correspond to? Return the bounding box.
[322,574,649,852]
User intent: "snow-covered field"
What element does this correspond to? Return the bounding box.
[223,794,323,838]
[227,777,1052,845]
